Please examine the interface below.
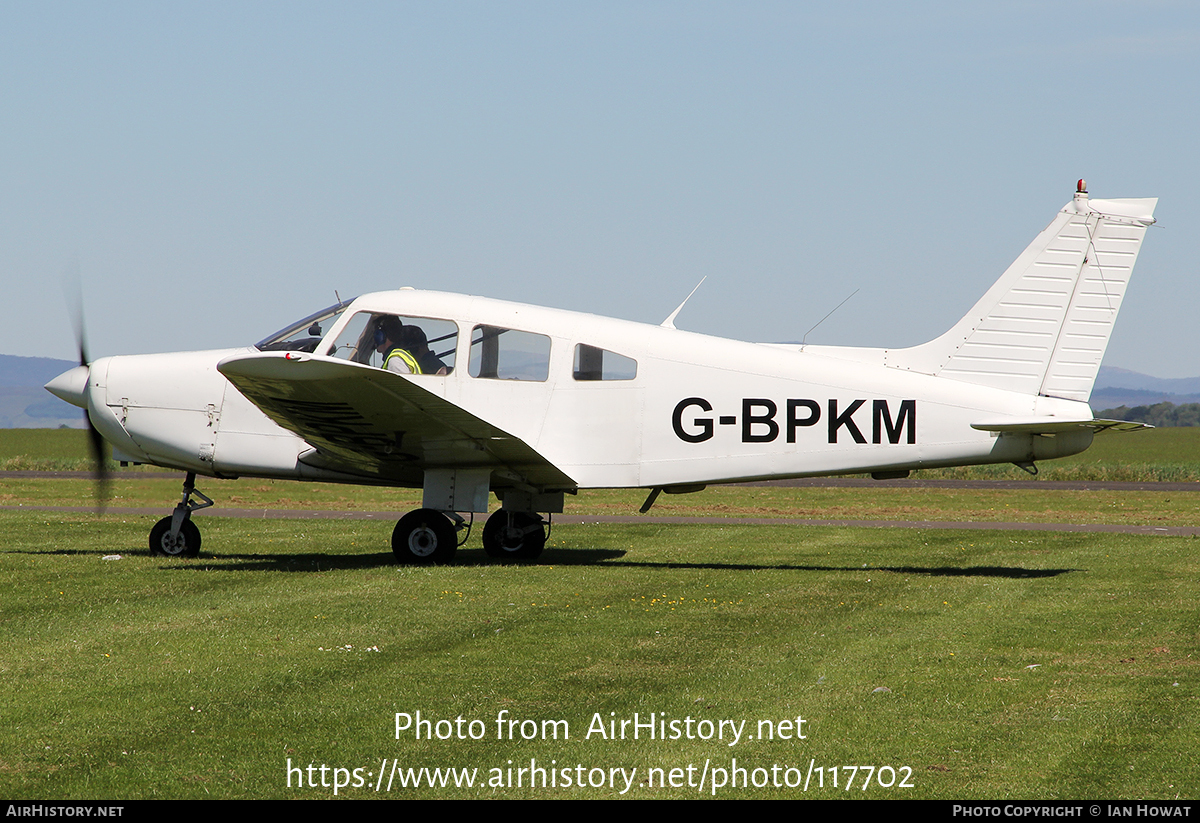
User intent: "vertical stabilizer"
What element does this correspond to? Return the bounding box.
[888,183,1156,401]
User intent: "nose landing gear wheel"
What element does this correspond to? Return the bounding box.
[392,509,457,564]
[149,516,201,558]
[482,511,545,560]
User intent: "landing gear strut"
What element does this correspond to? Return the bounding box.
[149,472,213,558]
[482,510,546,560]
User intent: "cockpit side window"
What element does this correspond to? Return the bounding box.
[255,299,355,352]
[573,344,637,381]
[468,325,550,381]
[327,311,457,375]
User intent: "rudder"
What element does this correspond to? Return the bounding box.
[888,182,1157,402]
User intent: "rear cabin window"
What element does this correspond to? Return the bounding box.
[468,325,551,381]
[327,311,457,375]
[573,344,637,381]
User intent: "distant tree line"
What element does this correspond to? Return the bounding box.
[1098,402,1200,427]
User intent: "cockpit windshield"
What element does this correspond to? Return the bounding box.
[255,298,357,353]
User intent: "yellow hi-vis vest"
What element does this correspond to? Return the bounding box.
[384,348,422,374]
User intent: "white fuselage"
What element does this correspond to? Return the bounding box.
[77,289,1094,490]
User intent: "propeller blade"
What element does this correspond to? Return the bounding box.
[61,258,109,512]
[62,257,88,366]
[87,413,110,513]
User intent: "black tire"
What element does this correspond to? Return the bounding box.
[149,516,201,558]
[392,509,457,564]
[482,511,545,560]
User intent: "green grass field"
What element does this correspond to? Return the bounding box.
[922,426,1200,482]
[2,430,1198,799]
[0,427,98,468]
[7,477,1200,529]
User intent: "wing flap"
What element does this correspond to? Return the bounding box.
[217,352,576,489]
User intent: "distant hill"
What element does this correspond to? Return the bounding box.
[1095,366,1200,394]
[1091,366,1200,409]
[0,355,84,428]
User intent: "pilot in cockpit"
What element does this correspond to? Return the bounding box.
[369,315,452,376]
[374,316,422,374]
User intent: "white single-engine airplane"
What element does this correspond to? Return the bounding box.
[46,181,1156,563]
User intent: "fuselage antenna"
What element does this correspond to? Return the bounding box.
[801,289,859,349]
[660,277,707,330]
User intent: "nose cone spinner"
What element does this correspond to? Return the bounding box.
[45,364,90,409]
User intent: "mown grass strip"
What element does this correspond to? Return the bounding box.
[6,477,1200,528]
[2,512,1196,799]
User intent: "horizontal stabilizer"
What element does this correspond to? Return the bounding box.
[970,417,1152,435]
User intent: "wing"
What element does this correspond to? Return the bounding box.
[217,351,576,489]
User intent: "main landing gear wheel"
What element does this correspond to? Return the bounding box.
[482,511,546,560]
[149,516,201,558]
[392,509,457,564]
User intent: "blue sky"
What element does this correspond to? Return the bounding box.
[3,1,1197,376]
